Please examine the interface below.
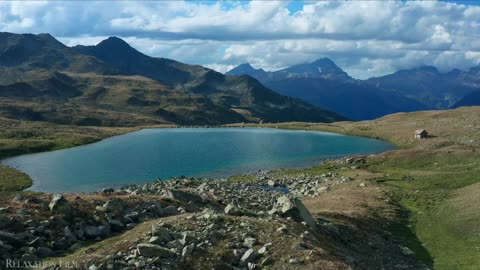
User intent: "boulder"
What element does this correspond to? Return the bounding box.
[182,244,194,257]
[243,237,256,248]
[165,189,203,203]
[108,218,124,232]
[35,246,55,258]
[240,248,257,264]
[137,243,175,258]
[162,205,178,216]
[28,237,44,248]
[49,194,72,215]
[151,224,174,243]
[84,225,108,239]
[179,232,195,246]
[103,199,124,214]
[185,201,198,213]
[224,204,242,216]
[125,211,139,221]
[0,230,24,247]
[272,196,317,227]
[147,203,163,216]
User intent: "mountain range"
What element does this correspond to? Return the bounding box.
[0,32,345,126]
[227,59,480,120]
[2,32,479,126]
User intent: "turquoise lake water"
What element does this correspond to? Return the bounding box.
[2,128,394,192]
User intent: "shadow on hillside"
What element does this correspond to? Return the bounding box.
[316,211,434,270]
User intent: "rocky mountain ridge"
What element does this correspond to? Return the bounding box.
[0,32,346,126]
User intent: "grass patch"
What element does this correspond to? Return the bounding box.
[0,164,32,191]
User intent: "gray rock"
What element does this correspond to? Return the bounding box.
[48,194,72,215]
[225,204,242,215]
[0,231,19,245]
[108,218,124,231]
[243,237,256,248]
[289,258,300,264]
[166,239,183,249]
[151,223,174,243]
[267,180,276,187]
[276,225,287,234]
[146,203,162,215]
[260,256,273,266]
[179,232,195,245]
[137,243,175,258]
[185,201,198,213]
[240,248,257,264]
[28,237,44,248]
[272,196,317,227]
[125,211,139,220]
[35,246,55,258]
[103,199,124,214]
[162,205,178,216]
[400,246,414,255]
[182,244,194,257]
[165,189,203,203]
[84,225,108,238]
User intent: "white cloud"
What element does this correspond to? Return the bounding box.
[0,1,479,78]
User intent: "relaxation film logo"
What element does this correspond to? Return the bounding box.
[5,259,79,269]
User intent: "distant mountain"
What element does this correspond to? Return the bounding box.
[366,66,480,109]
[227,59,427,120]
[227,58,351,81]
[227,63,268,79]
[0,33,346,126]
[451,91,480,108]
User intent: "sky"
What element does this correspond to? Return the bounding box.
[1,0,480,79]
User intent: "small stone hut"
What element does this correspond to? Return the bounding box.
[414,129,429,139]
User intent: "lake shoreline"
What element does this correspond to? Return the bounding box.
[3,126,394,193]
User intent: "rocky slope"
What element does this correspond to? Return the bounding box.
[0,33,345,126]
[0,156,427,270]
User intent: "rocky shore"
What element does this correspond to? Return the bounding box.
[0,156,427,270]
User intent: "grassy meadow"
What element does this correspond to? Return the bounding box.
[267,107,480,269]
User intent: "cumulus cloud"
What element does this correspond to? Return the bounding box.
[0,1,479,78]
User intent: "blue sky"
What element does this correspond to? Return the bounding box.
[1,0,479,79]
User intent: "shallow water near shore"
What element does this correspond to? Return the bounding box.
[2,128,394,192]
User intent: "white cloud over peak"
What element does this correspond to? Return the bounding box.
[1,1,480,78]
